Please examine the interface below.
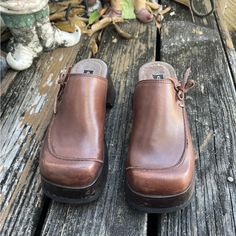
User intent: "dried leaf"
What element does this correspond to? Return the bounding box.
[146,5,153,13]
[99,7,108,17]
[69,16,87,33]
[146,1,161,10]
[70,16,86,27]
[91,17,123,30]
[75,16,89,22]
[113,23,134,39]
[159,6,172,15]
[87,17,123,36]
[49,4,67,14]
[49,6,85,21]
[152,7,162,17]
[70,7,85,17]
[90,39,98,56]
[88,10,100,25]
[50,11,65,21]
[155,18,161,30]
[98,30,103,42]
[55,21,76,32]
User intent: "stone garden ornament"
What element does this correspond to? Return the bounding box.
[0,0,81,71]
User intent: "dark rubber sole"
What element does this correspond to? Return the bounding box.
[41,147,108,204]
[125,180,194,213]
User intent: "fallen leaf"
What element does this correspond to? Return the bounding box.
[69,16,87,33]
[159,6,172,15]
[49,4,67,14]
[49,6,85,21]
[146,5,153,13]
[155,18,161,30]
[70,16,86,27]
[146,1,161,10]
[55,20,76,32]
[99,7,108,17]
[88,10,100,25]
[87,17,123,36]
[70,7,85,17]
[90,39,98,56]
[50,11,65,21]
[98,30,103,42]
[72,16,88,22]
[113,23,134,39]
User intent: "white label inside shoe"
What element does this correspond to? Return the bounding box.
[84,70,94,74]
[152,74,164,80]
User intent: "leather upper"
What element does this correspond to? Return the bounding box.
[127,78,195,196]
[40,74,107,187]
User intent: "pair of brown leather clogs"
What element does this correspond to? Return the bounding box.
[39,59,195,213]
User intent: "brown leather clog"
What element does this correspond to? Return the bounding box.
[126,62,195,213]
[40,59,115,204]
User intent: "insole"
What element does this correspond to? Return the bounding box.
[139,62,177,81]
[70,58,108,78]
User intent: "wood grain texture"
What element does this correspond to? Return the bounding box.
[216,0,236,31]
[215,0,236,84]
[41,21,156,236]
[0,70,18,96]
[0,35,91,235]
[159,1,236,235]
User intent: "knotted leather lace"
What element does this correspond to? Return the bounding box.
[167,68,195,107]
[177,68,195,100]
[53,67,71,114]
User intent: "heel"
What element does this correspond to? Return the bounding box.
[106,75,116,108]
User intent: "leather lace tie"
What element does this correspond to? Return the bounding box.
[168,68,195,107]
[54,67,71,114]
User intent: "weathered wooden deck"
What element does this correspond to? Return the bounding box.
[1,0,236,235]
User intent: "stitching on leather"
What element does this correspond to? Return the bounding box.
[127,180,194,198]
[136,80,172,87]
[47,118,104,162]
[49,75,107,161]
[127,107,188,171]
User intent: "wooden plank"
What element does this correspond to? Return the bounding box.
[0,35,91,235]
[159,1,236,235]
[215,0,236,31]
[0,47,18,95]
[215,0,236,83]
[0,70,18,96]
[41,21,156,236]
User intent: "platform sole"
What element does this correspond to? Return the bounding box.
[125,180,194,213]
[41,148,108,204]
